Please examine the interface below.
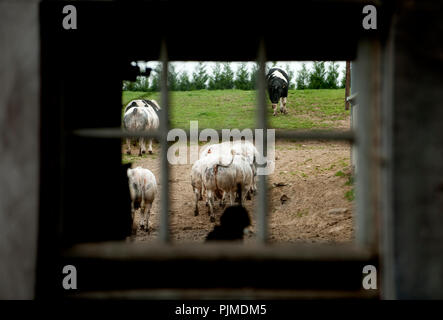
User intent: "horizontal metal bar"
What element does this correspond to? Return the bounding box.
[72,128,355,142]
[63,242,375,262]
[61,242,377,293]
[72,128,160,139]
[66,288,379,300]
[275,130,355,142]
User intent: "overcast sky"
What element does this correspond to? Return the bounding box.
[134,61,347,83]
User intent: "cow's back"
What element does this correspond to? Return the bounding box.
[267,67,289,83]
[128,167,157,205]
[123,99,160,132]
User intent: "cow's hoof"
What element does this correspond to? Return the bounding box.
[273,113,277,116]
[246,193,252,200]
[210,216,215,223]
[126,150,131,155]
[148,150,153,154]
[141,150,146,154]
[194,209,199,217]
[140,225,145,231]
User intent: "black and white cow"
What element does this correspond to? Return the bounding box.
[266,67,289,116]
[123,99,160,155]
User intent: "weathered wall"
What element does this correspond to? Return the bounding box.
[0,0,40,299]
[382,1,443,299]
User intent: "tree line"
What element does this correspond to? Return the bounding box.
[123,62,346,92]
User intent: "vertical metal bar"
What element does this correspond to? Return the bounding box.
[379,28,395,299]
[256,39,268,244]
[350,62,356,172]
[159,40,170,243]
[345,61,351,110]
[354,39,379,249]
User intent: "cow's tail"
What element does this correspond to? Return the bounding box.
[213,165,223,199]
[216,149,235,168]
[213,150,234,199]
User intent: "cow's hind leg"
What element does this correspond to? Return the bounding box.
[130,202,137,235]
[281,97,288,114]
[230,191,236,206]
[220,192,226,208]
[148,138,153,154]
[126,138,132,155]
[194,188,200,216]
[139,203,146,230]
[207,190,216,222]
[139,137,146,155]
[272,103,278,116]
[144,202,152,232]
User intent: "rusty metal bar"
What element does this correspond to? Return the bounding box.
[354,39,379,249]
[63,242,376,261]
[159,40,170,243]
[72,128,355,142]
[66,288,379,300]
[73,128,161,139]
[345,61,351,110]
[256,40,268,244]
[275,129,355,142]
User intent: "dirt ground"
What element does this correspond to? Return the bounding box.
[124,140,355,244]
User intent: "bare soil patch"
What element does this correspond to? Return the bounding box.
[124,140,354,244]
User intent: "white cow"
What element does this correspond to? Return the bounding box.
[191,150,234,217]
[202,151,253,222]
[127,166,157,232]
[123,99,160,155]
[200,140,258,195]
[191,157,206,216]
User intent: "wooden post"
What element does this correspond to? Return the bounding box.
[345,61,351,110]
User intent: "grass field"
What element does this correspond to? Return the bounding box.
[122,89,349,130]
[122,89,354,243]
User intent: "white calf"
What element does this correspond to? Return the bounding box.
[127,166,157,232]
